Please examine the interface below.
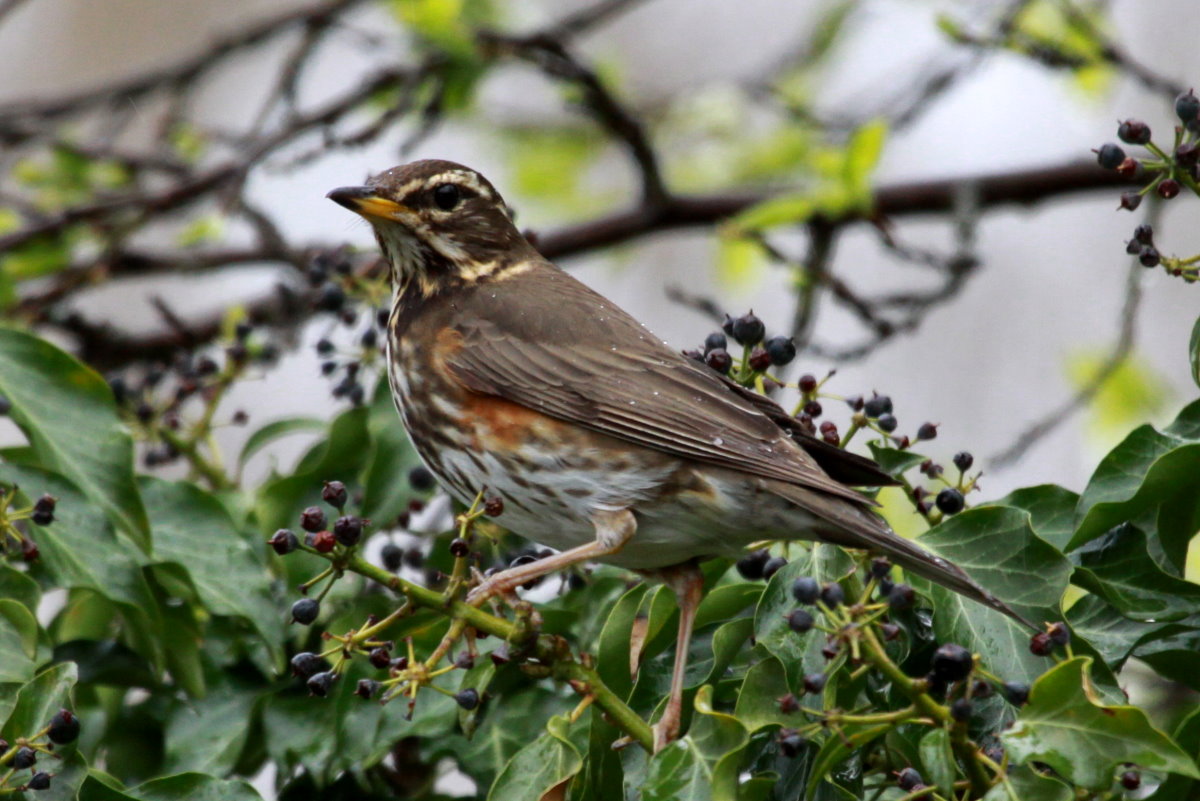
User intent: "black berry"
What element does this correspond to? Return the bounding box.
[449,538,470,558]
[888,583,915,610]
[269,529,298,555]
[333,515,363,546]
[290,652,325,678]
[1134,224,1154,245]
[703,331,727,354]
[952,451,974,471]
[916,422,938,440]
[803,400,823,418]
[369,647,391,669]
[730,312,765,346]
[408,466,436,492]
[1158,178,1181,199]
[355,679,380,699]
[736,549,770,580]
[897,767,923,791]
[1176,89,1200,123]
[787,608,815,633]
[1117,119,1151,145]
[31,494,56,526]
[1047,621,1071,646]
[935,488,965,515]
[1002,681,1029,706]
[762,556,788,580]
[13,746,36,769]
[300,506,327,533]
[779,729,805,757]
[748,347,771,372]
[307,670,337,697]
[863,394,892,418]
[47,708,80,744]
[951,698,973,721]
[1139,246,1160,267]
[803,673,826,694]
[1119,192,1142,211]
[791,576,820,604]
[454,688,480,710]
[765,335,796,366]
[1095,143,1125,169]
[931,643,973,682]
[381,542,404,571]
[316,284,346,312]
[705,348,732,375]
[321,480,348,509]
[798,374,818,393]
[291,598,320,625]
[1029,631,1054,656]
[484,496,504,517]
[876,413,897,433]
[27,772,50,791]
[819,582,844,608]
[1120,770,1140,790]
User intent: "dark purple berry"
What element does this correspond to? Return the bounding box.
[27,772,50,791]
[322,481,348,509]
[888,584,915,610]
[31,494,56,525]
[454,688,480,710]
[705,348,732,375]
[1176,89,1200,123]
[1117,119,1151,145]
[316,284,346,312]
[870,557,892,578]
[730,312,765,346]
[1047,621,1071,646]
[1118,192,1142,211]
[269,529,298,555]
[1125,238,1142,255]
[1139,246,1161,267]
[449,538,470,558]
[369,647,391,669]
[798,374,818,393]
[1029,631,1054,656]
[762,556,787,580]
[820,582,844,608]
[291,598,320,625]
[916,422,938,440]
[703,331,727,354]
[1095,143,1125,169]
[736,549,770,580]
[381,542,404,571]
[355,679,380,699]
[792,576,820,604]
[881,623,901,641]
[455,651,475,669]
[778,692,799,713]
[1134,224,1154,244]
[971,680,993,698]
[845,394,864,411]
[952,451,974,471]
[721,314,735,336]
[748,347,771,372]
[1003,681,1029,705]
[931,643,973,682]
[307,670,337,697]
[13,746,36,769]
[787,608,815,633]
[484,496,504,517]
[897,767,923,791]
[1120,770,1140,790]
[1177,142,1200,167]
[1158,178,1181,199]
[300,506,326,533]
[316,338,335,356]
[863,394,892,418]
[312,529,336,553]
[803,400,823,418]
[876,413,897,433]
[803,673,826,694]
[47,708,80,744]
[951,698,973,721]
[490,642,511,665]
[936,488,965,515]
[290,652,325,678]
[333,515,363,546]
[1116,156,1142,178]
[765,336,796,366]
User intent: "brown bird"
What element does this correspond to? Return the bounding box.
[327,160,1020,751]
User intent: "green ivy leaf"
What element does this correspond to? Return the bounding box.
[1148,706,1200,800]
[1070,400,1200,569]
[918,728,955,798]
[0,600,37,685]
[596,584,649,698]
[130,773,264,801]
[990,484,1079,552]
[164,680,259,776]
[141,477,281,662]
[914,507,1071,685]
[1190,315,1200,389]
[237,417,325,469]
[981,764,1074,801]
[0,328,148,548]
[1065,594,1177,670]
[865,442,927,477]
[644,685,748,801]
[360,378,422,529]
[487,714,582,801]
[1072,524,1200,622]
[733,656,794,732]
[1002,657,1200,788]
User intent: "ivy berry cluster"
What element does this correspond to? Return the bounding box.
[0,708,81,793]
[0,485,56,562]
[1097,88,1200,281]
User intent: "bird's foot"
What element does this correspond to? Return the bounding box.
[465,572,518,606]
[651,715,680,754]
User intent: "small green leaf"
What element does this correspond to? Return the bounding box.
[733,656,793,732]
[644,685,748,801]
[487,714,582,801]
[0,600,37,684]
[1190,315,1200,389]
[866,442,927,477]
[131,773,264,801]
[1072,524,1200,622]
[2,661,77,742]
[715,234,767,289]
[0,328,148,548]
[1002,656,1200,788]
[918,728,955,798]
[842,119,887,202]
[596,583,648,698]
[237,417,325,468]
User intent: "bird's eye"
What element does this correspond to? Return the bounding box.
[432,183,460,211]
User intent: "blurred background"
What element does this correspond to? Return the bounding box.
[1,0,1197,509]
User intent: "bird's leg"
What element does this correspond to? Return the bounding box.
[465,508,636,605]
[651,560,705,753]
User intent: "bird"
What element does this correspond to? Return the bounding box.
[327,159,1023,752]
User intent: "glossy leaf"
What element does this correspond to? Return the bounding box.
[1190,314,1200,389]
[0,328,148,548]
[487,714,582,801]
[1002,657,1199,788]
[918,728,955,798]
[0,600,37,685]
[865,442,927,477]
[990,484,1079,552]
[360,378,423,534]
[644,685,748,801]
[1072,524,1200,621]
[237,417,325,468]
[131,773,264,801]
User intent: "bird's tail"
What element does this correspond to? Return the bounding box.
[768,481,1035,629]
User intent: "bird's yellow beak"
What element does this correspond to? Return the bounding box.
[326,186,408,220]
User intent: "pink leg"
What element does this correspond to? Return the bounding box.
[651,561,705,752]
[466,508,635,605]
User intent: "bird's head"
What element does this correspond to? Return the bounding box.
[327,160,535,296]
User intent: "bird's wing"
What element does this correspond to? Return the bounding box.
[441,261,874,505]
